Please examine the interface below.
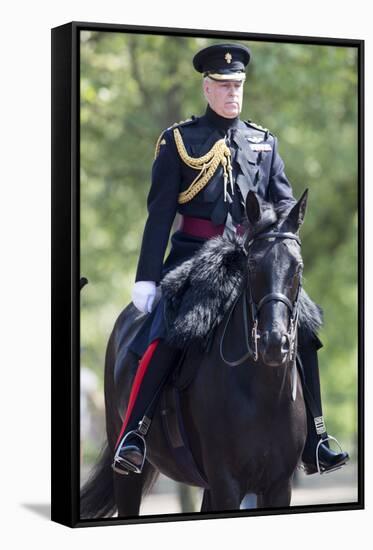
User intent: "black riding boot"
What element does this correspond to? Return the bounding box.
[297,332,349,475]
[112,339,182,475]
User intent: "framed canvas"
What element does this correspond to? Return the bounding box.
[51,21,364,528]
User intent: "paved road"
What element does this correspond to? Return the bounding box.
[139,462,358,515]
[81,461,358,516]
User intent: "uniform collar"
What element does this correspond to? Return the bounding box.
[204,104,241,134]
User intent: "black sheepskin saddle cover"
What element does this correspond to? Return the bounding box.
[160,234,323,349]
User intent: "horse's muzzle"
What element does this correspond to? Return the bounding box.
[259,330,290,367]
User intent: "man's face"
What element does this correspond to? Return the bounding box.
[203,78,244,118]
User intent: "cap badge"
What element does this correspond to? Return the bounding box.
[224,52,232,64]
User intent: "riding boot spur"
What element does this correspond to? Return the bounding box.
[112,338,182,475]
[297,333,349,475]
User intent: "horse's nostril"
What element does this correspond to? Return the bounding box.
[260,331,291,366]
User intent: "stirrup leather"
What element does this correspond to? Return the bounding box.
[112,430,147,475]
[316,435,346,475]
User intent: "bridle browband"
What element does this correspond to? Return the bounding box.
[220,229,302,367]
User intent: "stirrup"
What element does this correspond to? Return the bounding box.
[316,435,346,475]
[112,430,147,475]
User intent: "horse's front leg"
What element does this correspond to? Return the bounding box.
[201,472,242,512]
[257,477,292,509]
[200,489,212,512]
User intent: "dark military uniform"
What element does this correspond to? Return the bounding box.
[130,104,296,357]
[136,104,295,283]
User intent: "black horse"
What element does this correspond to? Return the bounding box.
[81,190,314,518]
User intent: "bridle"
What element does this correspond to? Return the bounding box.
[220,229,302,367]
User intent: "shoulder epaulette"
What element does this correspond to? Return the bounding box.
[245,119,269,133]
[244,119,273,141]
[154,116,197,159]
[170,115,198,129]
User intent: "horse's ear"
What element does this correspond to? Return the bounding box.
[245,190,261,225]
[286,189,308,231]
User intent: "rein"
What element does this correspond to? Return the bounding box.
[220,230,302,367]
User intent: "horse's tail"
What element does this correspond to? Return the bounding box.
[80,444,116,519]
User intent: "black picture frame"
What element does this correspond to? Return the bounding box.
[51,21,364,528]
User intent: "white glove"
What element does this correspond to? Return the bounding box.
[132,281,161,314]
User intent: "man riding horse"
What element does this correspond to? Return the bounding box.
[112,43,349,477]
